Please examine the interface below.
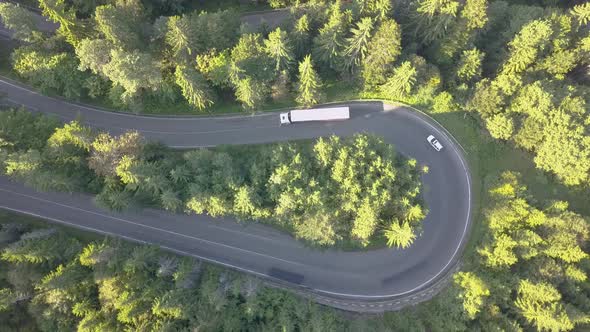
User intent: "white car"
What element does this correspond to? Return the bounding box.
[427,135,443,151]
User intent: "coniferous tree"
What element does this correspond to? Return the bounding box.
[264,28,294,72]
[381,61,417,100]
[295,55,323,107]
[362,18,402,87]
[343,17,374,73]
[174,66,215,111]
[312,0,350,71]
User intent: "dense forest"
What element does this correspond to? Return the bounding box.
[0,0,589,330]
[1,171,587,331]
[0,216,347,331]
[0,108,425,248]
[0,0,588,188]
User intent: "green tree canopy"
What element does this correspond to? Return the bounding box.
[343,17,374,72]
[381,61,417,100]
[361,18,402,87]
[174,66,215,111]
[295,55,323,107]
[0,3,40,42]
[102,49,162,101]
[264,27,294,72]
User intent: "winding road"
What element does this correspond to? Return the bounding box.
[0,75,472,312]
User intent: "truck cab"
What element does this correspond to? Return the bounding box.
[280,113,291,125]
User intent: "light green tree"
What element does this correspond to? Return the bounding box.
[383,220,416,248]
[412,0,460,44]
[466,79,504,116]
[12,48,86,99]
[381,61,417,100]
[47,121,95,151]
[165,15,194,61]
[432,91,457,113]
[515,280,574,332]
[312,0,351,70]
[88,131,144,177]
[0,3,40,42]
[291,14,311,58]
[295,55,323,107]
[174,66,215,111]
[534,111,590,186]
[485,114,514,140]
[235,77,267,111]
[355,0,392,20]
[75,39,113,75]
[264,28,294,72]
[361,18,402,87]
[39,0,86,45]
[95,1,145,50]
[570,3,590,26]
[501,20,553,75]
[102,49,162,100]
[454,272,490,319]
[455,48,484,84]
[461,0,488,30]
[352,198,378,245]
[343,17,374,72]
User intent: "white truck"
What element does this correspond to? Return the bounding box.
[280,107,350,125]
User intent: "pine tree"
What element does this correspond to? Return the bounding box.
[174,66,215,111]
[312,0,350,71]
[295,55,323,107]
[362,18,402,87]
[383,220,416,248]
[343,17,374,72]
[380,61,417,100]
[264,28,294,72]
[291,14,311,58]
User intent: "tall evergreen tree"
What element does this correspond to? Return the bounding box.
[174,66,215,111]
[381,61,417,100]
[295,55,323,107]
[264,28,294,72]
[343,17,374,72]
[362,18,402,87]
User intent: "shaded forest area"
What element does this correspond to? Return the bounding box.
[0,215,346,331]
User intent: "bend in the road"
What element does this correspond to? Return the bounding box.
[0,75,473,311]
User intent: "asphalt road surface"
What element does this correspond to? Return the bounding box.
[0,76,472,311]
[0,2,58,39]
[0,3,286,39]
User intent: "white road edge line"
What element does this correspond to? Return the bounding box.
[0,188,304,267]
[0,88,473,298]
[308,113,472,298]
[0,77,276,121]
[0,205,278,281]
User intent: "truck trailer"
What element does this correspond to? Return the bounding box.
[280,107,350,125]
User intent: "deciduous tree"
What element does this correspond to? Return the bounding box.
[102,49,162,101]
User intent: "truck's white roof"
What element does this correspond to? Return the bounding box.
[289,107,350,122]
